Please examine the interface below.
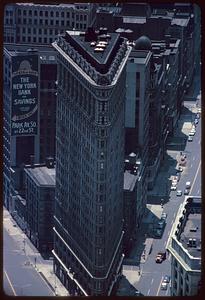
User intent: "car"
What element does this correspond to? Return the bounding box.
[155,251,166,263]
[188,136,193,142]
[194,118,199,125]
[184,189,189,195]
[186,181,191,189]
[171,184,177,191]
[176,190,182,196]
[197,107,201,113]
[189,131,195,136]
[161,281,168,290]
[196,113,200,119]
[161,212,167,220]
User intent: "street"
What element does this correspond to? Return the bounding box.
[3,225,54,296]
[126,96,201,296]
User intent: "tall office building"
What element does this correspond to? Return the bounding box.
[52,28,131,295]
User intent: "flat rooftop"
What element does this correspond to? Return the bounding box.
[4,43,55,55]
[171,17,189,27]
[124,171,138,192]
[179,197,201,258]
[25,166,56,187]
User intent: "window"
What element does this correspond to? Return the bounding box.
[50,11,53,17]
[56,11,59,17]
[61,11,64,17]
[50,19,53,26]
[136,72,140,97]
[39,28,42,34]
[34,10,37,16]
[67,12,70,18]
[40,11,43,16]
[45,11,48,17]
[61,20,64,26]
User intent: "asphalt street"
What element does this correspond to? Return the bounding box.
[133,100,201,296]
[3,227,54,296]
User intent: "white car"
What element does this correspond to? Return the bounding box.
[189,131,195,136]
[161,212,167,220]
[161,282,168,290]
[171,184,177,191]
[188,136,193,142]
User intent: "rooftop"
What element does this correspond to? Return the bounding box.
[65,29,121,67]
[4,43,55,56]
[171,17,189,27]
[25,166,56,187]
[178,197,201,258]
[124,171,138,192]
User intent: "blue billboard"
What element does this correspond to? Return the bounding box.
[11,55,38,136]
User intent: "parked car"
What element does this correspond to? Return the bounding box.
[186,181,191,189]
[155,251,166,263]
[194,118,199,125]
[184,189,189,195]
[161,212,167,220]
[188,136,193,142]
[189,131,195,136]
[171,185,177,191]
[176,190,182,196]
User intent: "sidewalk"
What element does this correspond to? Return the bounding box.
[3,207,68,296]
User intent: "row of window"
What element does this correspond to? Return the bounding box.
[17,9,87,20]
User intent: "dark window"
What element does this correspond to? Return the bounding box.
[136,72,140,97]
[45,19,48,25]
[56,11,59,17]
[29,10,32,16]
[28,28,31,34]
[66,12,70,18]
[23,10,26,16]
[40,11,43,16]
[50,19,53,26]
[33,28,36,34]
[45,11,48,17]
[56,20,59,25]
[39,28,42,34]
[28,36,31,42]
[34,10,37,16]
[61,20,64,26]
[44,37,47,43]
[61,11,64,17]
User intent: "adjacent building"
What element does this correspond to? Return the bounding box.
[3,44,57,211]
[52,28,132,295]
[4,3,98,44]
[25,160,55,254]
[123,152,144,256]
[125,39,151,205]
[167,196,201,296]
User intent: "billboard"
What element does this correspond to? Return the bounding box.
[11,55,38,136]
